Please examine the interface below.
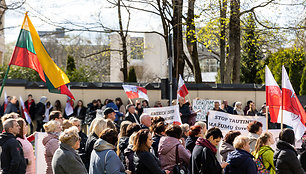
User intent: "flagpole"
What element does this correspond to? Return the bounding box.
[129,98,133,105]
[266,106,269,131]
[0,65,11,98]
[281,107,283,131]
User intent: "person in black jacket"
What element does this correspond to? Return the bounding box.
[274,128,304,174]
[133,129,169,174]
[225,135,257,174]
[178,97,191,124]
[70,117,87,166]
[85,100,98,125]
[151,121,166,157]
[0,119,27,174]
[125,104,140,124]
[191,127,228,174]
[73,100,87,121]
[186,125,203,153]
[35,96,47,132]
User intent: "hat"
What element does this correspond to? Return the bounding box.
[104,107,115,116]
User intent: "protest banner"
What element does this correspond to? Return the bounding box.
[35,132,47,174]
[144,105,182,124]
[193,99,221,121]
[208,110,267,131]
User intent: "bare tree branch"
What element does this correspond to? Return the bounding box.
[239,0,274,16]
[81,49,122,58]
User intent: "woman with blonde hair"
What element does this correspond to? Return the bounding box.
[225,136,257,174]
[84,118,108,171]
[253,132,275,174]
[52,126,87,174]
[42,120,62,174]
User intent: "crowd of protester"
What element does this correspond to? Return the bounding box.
[0,94,306,174]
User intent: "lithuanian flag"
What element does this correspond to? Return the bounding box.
[6,12,74,99]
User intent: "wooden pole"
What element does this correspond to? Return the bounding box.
[266,106,269,131]
[187,95,192,103]
[129,98,133,105]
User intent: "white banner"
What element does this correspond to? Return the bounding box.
[193,99,221,121]
[35,132,47,174]
[143,105,182,124]
[208,110,267,131]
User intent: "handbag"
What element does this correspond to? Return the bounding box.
[172,144,188,174]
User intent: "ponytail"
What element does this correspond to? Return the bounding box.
[254,132,271,154]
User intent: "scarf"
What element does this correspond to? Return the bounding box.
[196,137,217,155]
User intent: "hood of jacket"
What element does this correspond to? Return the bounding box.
[220,142,235,156]
[276,140,297,155]
[248,132,259,140]
[158,136,180,155]
[42,133,59,146]
[0,133,15,145]
[93,138,116,152]
[227,149,254,167]
[40,96,47,104]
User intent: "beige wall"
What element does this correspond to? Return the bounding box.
[2,86,266,109]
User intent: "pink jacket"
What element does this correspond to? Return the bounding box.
[42,133,59,174]
[17,136,35,174]
[158,136,191,172]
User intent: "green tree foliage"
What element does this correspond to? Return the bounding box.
[240,13,263,84]
[258,48,305,89]
[0,65,41,81]
[128,67,137,82]
[66,55,76,72]
[66,65,98,82]
[299,66,306,95]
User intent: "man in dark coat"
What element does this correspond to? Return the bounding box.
[213,101,225,112]
[104,107,120,131]
[4,96,18,114]
[178,97,191,124]
[222,100,234,114]
[191,127,227,174]
[0,119,26,174]
[125,104,140,124]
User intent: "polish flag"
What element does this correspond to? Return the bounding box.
[19,96,31,124]
[265,65,282,123]
[3,91,8,112]
[122,85,149,101]
[177,74,189,100]
[65,86,74,116]
[282,65,306,140]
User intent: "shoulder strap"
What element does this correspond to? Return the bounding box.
[175,144,180,164]
[104,150,111,174]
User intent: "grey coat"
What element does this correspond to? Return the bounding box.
[89,138,126,174]
[52,143,87,174]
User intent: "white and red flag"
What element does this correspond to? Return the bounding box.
[19,96,31,124]
[65,86,74,116]
[265,65,282,123]
[282,65,306,140]
[177,74,189,101]
[3,91,8,112]
[122,85,149,101]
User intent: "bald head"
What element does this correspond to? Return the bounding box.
[140,114,151,127]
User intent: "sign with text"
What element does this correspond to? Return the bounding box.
[193,99,221,121]
[208,110,266,131]
[144,105,182,124]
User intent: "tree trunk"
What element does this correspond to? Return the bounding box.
[118,0,128,82]
[226,0,240,84]
[230,0,241,83]
[219,0,227,84]
[172,0,185,79]
[187,0,202,83]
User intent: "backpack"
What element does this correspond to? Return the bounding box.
[255,150,271,174]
